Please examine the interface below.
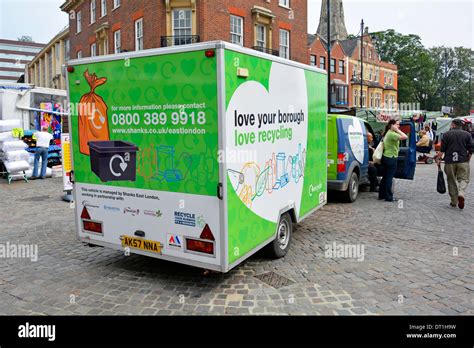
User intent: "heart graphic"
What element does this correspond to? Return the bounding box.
[128,87,142,103]
[144,62,158,79]
[348,119,365,164]
[181,59,197,76]
[111,66,124,81]
[202,83,216,101]
[226,62,309,223]
[163,85,178,101]
[120,162,128,172]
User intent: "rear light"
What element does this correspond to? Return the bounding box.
[186,239,214,255]
[200,224,215,241]
[81,207,91,220]
[337,153,346,173]
[67,66,74,73]
[82,220,103,234]
[205,50,215,58]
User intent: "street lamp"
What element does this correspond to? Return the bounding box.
[360,19,364,109]
[327,0,331,114]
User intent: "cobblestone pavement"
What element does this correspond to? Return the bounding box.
[0,161,472,316]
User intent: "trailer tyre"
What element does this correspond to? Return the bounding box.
[343,171,359,203]
[265,213,293,259]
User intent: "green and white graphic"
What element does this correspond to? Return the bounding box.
[224,50,327,264]
[68,42,327,272]
[69,50,219,196]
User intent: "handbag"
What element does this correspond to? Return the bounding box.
[373,140,384,164]
[437,164,446,194]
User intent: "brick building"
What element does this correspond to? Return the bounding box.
[60,0,308,64]
[309,0,398,111]
[308,35,349,107]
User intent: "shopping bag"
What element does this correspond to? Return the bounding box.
[373,140,384,164]
[79,70,110,155]
[437,164,446,194]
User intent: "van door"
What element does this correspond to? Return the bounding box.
[395,121,417,180]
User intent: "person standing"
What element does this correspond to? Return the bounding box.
[31,127,53,180]
[367,132,379,192]
[436,119,473,209]
[425,125,434,141]
[379,119,408,202]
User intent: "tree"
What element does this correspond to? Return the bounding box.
[429,47,473,115]
[370,30,473,115]
[371,29,435,108]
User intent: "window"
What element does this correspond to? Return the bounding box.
[279,0,290,7]
[338,60,344,74]
[330,58,336,73]
[369,68,372,81]
[310,55,316,66]
[100,0,107,17]
[135,18,144,50]
[114,30,121,53]
[113,0,120,9]
[77,50,82,59]
[90,43,97,57]
[353,89,358,106]
[256,25,266,48]
[319,56,326,70]
[64,39,70,61]
[172,9,192,45]
[370,92,374,107]
[279,29,290,59]
[362,91,366,107]
[103,37,109,55]
[385,95,389,108]
[368,49,372,59]
[90,1,96,24]
[76,11,82,33]
[55,43,60,60]
[334,85,348,105]
[375,68,379,82]
[230,16,243,46]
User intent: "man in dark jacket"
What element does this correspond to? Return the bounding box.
[436,119,473,209]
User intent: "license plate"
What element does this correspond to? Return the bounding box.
[120,236,162,254]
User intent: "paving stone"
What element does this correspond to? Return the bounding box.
[0,163,472,316]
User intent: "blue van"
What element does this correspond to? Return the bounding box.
[327,114,417,202]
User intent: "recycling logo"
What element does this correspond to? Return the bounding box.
[110,153,130,177]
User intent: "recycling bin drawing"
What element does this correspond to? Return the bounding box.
[88,141,139,182]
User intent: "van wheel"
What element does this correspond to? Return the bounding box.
[343,172,359,203]
[265,213,293,259]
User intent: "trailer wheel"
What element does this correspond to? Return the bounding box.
[343,171,359,203]
[265,213,293,259]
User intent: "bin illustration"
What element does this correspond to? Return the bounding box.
[88,141,139,182]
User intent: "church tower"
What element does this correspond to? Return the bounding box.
[316,0,349,42]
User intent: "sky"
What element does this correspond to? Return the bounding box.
[0,0,472,48]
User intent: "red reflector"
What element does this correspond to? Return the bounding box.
[83,220,103,234]
[67,66,74,73]
[186,239,214,255]
[205,50,215,58]
[200,224,215,241]
[337,153,346,173]
[81,207,91,220]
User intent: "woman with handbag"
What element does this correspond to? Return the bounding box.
[378,120,408,202]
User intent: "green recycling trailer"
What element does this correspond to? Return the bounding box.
[67,41,328,272]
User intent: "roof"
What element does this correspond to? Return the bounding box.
[308,33,328,51]
[340,39,358,56]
